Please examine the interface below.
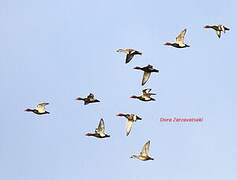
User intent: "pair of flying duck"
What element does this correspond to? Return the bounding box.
[117,49,159,86]
[85,118,153,161]
[25,93,100,115]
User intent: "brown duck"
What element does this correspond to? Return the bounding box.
[85,118,110,138]
[164,29,190,48]
[76,93,100,105]
[204,24,230,38]
[116,113,142,136]
[134,64,159,86]
[130,88,156,102]
[116,48,142,64]
[25,102,50,115]
[130,140,154,161]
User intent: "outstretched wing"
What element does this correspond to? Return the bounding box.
[216,30,221,38]
[142,72,151,86]
[143,88,151,95]
[36,102,49,113]
[125,53,135,64]
[96,119,105,135]
[126,120,133,136]
[176,29,186,46]
[140,140,150,156]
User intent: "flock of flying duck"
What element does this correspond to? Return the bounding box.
[25,24,230,161]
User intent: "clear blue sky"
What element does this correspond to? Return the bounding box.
[0,0,237,179]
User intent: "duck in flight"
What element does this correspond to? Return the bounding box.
[76,93,100,105]
[25,102,50,115]
[204,24,230,38]
[164,28,190,48]
[116,48,142,64]
[130,140,154,161]
[116,113,142,136]
[85,118,110,138]
[130,88,156,102]
[134,64,159,86]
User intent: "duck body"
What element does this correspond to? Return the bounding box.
[76,93,100,105]
[134,65,159,86]
[117,113,142,136]
[25,102,50,115]
[204,24,230,38]
[117,48,142,64]
[130,155,154,161]
[85,132,110,138]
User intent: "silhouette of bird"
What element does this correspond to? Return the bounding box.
[116,48,142,64]
[134,64,159,86]
[25,102,50,115]
[76,93,100,105]
[204,24,230,38]
[130,88,156,102]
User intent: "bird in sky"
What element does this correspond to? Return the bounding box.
[116,48,142,64]
[76,93,100,105]
[25,102,50,115]
[116,113,142,136]
[130,140,154,161]
[204,24,230,38]
[164,28,190,48]
[134,64,159,86]
[130,88,156,102]
[85,118,110,138]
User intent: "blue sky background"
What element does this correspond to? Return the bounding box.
[0,0,237,179]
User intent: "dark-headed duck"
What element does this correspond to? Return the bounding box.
[134,65,159,86]
[130,88,156,102]
[164,29,190,48]
[76,93,100,105]
[204,25,230,38]
[116,48,142,64]
[25,102,50,115]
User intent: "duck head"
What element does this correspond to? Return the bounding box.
[204,25,211,28]
[130,155,138,159]
[85,132,94,137]
[116,113,126,117]
[134,66,142,70]
[164,42,173,46]
[130,95,139,99]
[25,108,34,112]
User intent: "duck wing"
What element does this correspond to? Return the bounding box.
[140,140,150,156]
[36,102,49,113]
[176,29,186,46]
[142,71,151,86]
[126,120,133,136]
[96,118,105,135]
[216,30,221,38]
[125,53,135,64]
